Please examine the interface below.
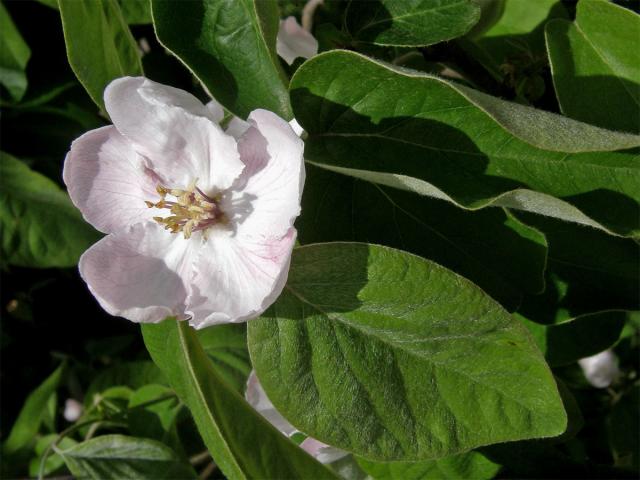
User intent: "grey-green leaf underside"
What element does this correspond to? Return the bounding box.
[290,50,640,238]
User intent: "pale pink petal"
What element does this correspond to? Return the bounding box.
[63,399,83,422]
[185,228,296,328]
[63,125,160,234]
[578,350,620,388]
[79,223,196,323]
[222,109,305,240]
[225,117,251,140]
[300,438,349,464]
[245,371,297,437]
[104,77,243,193]
[276,16,318,65]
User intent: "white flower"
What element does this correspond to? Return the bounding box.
[245,371,348,464]
[63,398,83,422]
[64,77,304,328]
[578,350,620,388]
[276,16,319,65]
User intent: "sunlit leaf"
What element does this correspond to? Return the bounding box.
[0,152,100,267]
[249,243,567,461]
[290,50,640,238]
[151,0,291,119]
[546,0,640,133]
[142,320,339,480]
[58,0,143,110]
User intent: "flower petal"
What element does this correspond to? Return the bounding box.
[63,125,160,234]
[225,116,251,140]
[185,228,296,327]
[223,109,305,240]
[79,223,196,323]
[578,350,620,388]
[276,16,318,65]
[300,438,349,464]
[104,77,243,192]
[245,370,297,437]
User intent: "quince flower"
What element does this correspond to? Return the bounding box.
[63,398,83,422]
[578,350,620,388]
[246,371,348,464]
[64,77,304,328]
[276,16,318,65]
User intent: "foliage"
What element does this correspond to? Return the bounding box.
[1,0,638,479]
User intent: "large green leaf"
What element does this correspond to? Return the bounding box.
[356,450,501,479]
[34,0,152,25]
[248,243,567,461]
[58,0,143,110]
[142,320,339,480]
[345,0,480,47]
[290,51,640,238]
[299,164,547,309]
[58,435,196,479]
[119,0,152,24]
[519,310,628,367]
[28,435,77,478]
[546,0,640,134]
[2,363,64,457]
[0,2,31,101]
[0,152,100,267]
[196,323,251,393]
[151,0,291,119]
[513,213,640,322]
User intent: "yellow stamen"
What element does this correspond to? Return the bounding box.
[147,180,221,239]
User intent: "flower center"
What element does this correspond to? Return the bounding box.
[146,179,225,239]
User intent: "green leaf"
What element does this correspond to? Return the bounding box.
[546,0,640,134]
[465,0,505,38]
[519,311,628,367]
[0,152,100,267]
[345,0,480,47]
[196,323,251,393]
[151,0,291,119]
[128,385,179,433]
[84,361,166,408]
[58,0,143,110]
[513,213,640,321]
[128,385,182,454]
[142,320,339,480]
[290,50,640,238]
[58,434,196,479]
[34,0,60,9]
[28,435,78,478]
[248,243,567,461]
[2,363,65,457]
[356,450,501,479]
[0,1,31,101]
[460,0,567,82]
[119,0,152,24]
[608,386,639,471]
[299,164,547,309]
